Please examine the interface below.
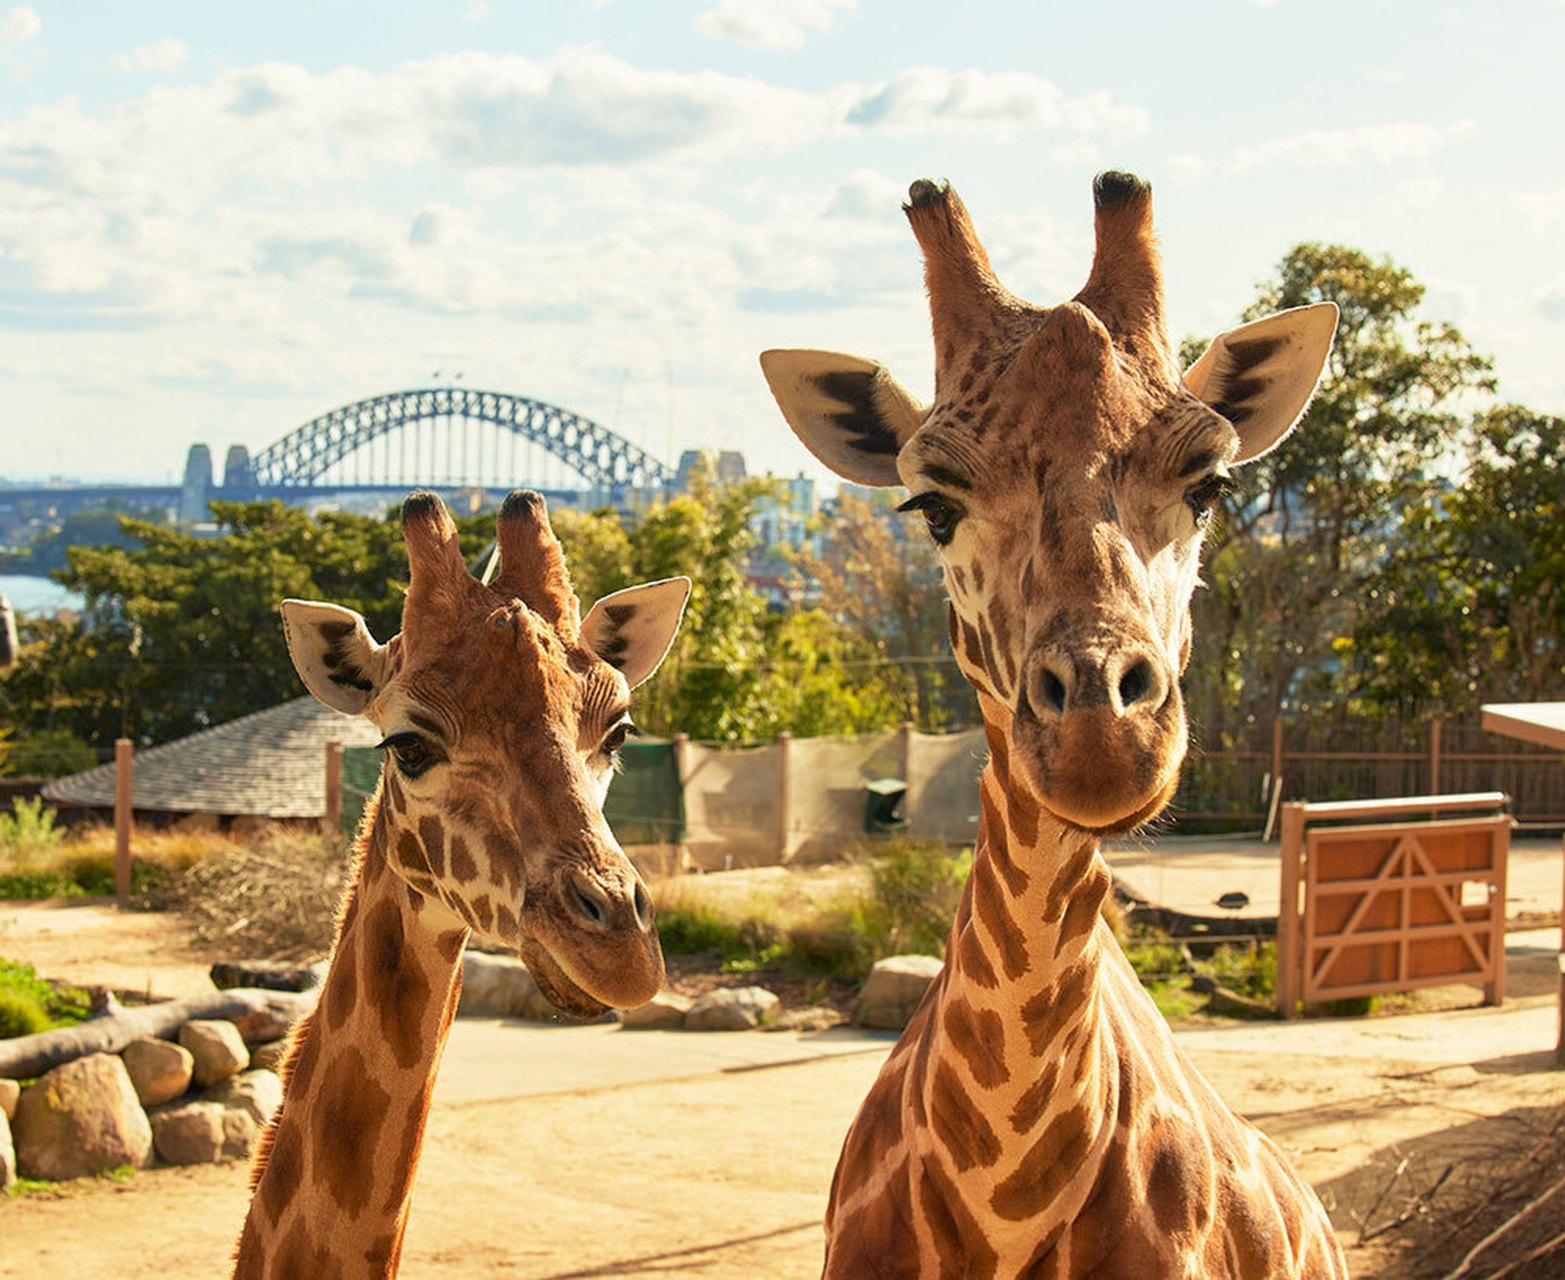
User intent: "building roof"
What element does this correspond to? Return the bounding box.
[43,697,382,818]
[1481,702,1565,753]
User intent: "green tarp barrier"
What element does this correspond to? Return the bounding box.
[339,739,684,846]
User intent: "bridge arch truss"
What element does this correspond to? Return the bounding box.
[250,388,672,497]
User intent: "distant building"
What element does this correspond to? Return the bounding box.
[674,448,747,492]
[750,473,818,556]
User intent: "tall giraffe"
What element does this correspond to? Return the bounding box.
[762,173,1347,1277]
[232,489,689,1279]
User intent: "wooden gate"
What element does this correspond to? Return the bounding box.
[1276,793,1511,1017]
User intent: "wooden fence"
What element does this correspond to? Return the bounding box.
[1175,716,1565,827]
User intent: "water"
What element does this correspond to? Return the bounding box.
[0,573,84,617]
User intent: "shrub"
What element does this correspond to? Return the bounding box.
[0,958,91,1035]
[0,797,65,859]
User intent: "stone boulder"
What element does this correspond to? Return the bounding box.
[685,987,780,1031]
[121,1038,195,1107]
[0,1109,14,1190]
[206,1069,283,1127]
[150,1102,226,1166]
[12,1053,153,1181]
[620,991,693,1030]
[0,1077,18,1120]
[250,1039,291,1074]
[221,1108,260,1159]
[852,954,944,1030]
[460,952,555,1021]
[766,1006,846,1033]
[179,1020,250,1088]
[209,960,328,993]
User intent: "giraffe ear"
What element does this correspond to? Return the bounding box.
[760,349,928,487]
[280,600,399,716]
[581,577,691,689]
[1182,302,1338,462]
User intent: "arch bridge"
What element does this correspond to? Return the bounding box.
[247,387,672,501]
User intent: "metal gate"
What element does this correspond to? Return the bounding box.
[1277,793,1511,1017]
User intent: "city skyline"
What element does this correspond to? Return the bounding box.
[1,1,1560,486]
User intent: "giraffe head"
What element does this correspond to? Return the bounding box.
[281,490,689,1017]
[763,174,1335,833]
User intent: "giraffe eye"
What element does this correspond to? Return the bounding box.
[1184,473,1235,524]
[897,493,963,546]
[601,720,639,760]
[379,733,439,779]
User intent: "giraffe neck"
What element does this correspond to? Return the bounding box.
[824,700,1124,1270]
[824,700,1349,1278]
[235,791,468,1280]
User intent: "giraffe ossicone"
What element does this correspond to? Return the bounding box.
[233,488,688,1279]
[763,174,1348,1277]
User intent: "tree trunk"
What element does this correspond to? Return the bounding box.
[0,987,317,1080]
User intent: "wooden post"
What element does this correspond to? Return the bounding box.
[1276,802,1307,1019]
[323,741,342,838]
[113,738,133,904]
[777,731,793,862]
[1428,717,1442,795]
[1270,717,1284,801]
[899,721,915,830]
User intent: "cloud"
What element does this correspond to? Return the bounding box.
[1539,288,1565,322]
[696,0,855,52]
[0,5,39,44]
[1172,120,1475,180]
[1511,189,1565,237]
[108,39,188,76]
[846,68,1148,138]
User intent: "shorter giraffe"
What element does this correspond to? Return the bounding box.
[233,489,689,1278]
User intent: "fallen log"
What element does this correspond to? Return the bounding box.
[0,987,317,1080]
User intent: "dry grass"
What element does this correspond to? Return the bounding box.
[0,823,236,900]
[156,828,353,961]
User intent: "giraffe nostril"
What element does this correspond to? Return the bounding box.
[633,881,653,931]
[1042,669,1068,715]
[567,880,607,928]
[1118,658,1153,708]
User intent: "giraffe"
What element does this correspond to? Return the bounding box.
[232,488,689,1279]
[761,173,1348,1277]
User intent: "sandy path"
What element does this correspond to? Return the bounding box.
[4,904,1564,1277]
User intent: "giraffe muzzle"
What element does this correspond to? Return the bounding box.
[1015,641,1184,832]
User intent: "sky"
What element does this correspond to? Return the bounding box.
[0,0,1561,488]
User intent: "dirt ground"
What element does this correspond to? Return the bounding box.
[3,901,1564,1278]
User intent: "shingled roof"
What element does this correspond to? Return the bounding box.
[43,697,382,819]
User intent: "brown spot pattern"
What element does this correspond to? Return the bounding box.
[942,996,1008,1090]
[990,1106,1093,1221]
[312,1045,392,1219]
[929,1060,1002,1172]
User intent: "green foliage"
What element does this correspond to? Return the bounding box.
[1202,941,1276,1001]
[856,840,971,958]
[1184,242,1496,732]
[0,729,98,778]
[1350,406,1565,713]
[0,958,91,1035]
[0,797,65,858]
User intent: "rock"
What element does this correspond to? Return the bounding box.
[852,955,944,1030]
[460,952,555,1021]
[221,1108,260,1159]
[765,1006,847,1033]
[121,1039,195,1107]
[620,991,693,1030]
[250,1039,291,1074]
[209,960,328,993]
[12,1053,153,1181]
[150,1102,225,1166]
[0,1109,14,1190]
[206,1069,283,1127]
[0,1077,19,1120]
[179,1020,250,1088]
[685,987,780,1031]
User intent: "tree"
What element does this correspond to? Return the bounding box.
[806,493,975,730]
[1185,243,1496,737]
[1347,405,1565,713]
